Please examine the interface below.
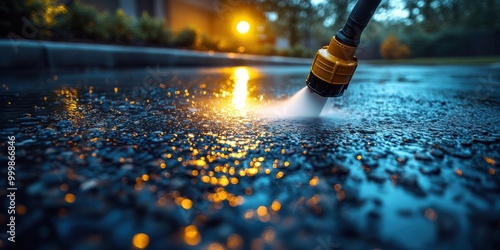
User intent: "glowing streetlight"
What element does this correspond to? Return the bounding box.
[236,21,250,35]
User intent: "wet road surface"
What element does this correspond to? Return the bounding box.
[1,64,500,249]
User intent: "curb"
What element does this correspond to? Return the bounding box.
[0,40,312,69]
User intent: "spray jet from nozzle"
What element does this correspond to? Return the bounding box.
[283,0,381,117]
[307,0,382,97]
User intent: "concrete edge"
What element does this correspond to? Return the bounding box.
[0,40,312,69]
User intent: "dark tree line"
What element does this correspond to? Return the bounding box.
[2,0,498,58]
[251,0,499,57]
[405,0,500,33]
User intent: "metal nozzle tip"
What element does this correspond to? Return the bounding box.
[306,71,348,97]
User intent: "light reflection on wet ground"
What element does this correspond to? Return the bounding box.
[0,64,500,249]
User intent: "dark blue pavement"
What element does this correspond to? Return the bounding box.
[1,64,499,249]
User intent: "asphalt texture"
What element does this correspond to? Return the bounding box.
[1,64,500,250]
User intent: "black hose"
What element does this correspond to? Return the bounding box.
[335,0,382,47]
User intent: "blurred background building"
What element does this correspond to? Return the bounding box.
[81,0,230,38]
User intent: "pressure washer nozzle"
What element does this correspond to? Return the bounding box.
[306,0,381,97]
[306,36,358,97]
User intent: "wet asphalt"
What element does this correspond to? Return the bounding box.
[0,64,499,250]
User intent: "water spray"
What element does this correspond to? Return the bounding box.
[285,0,381,117]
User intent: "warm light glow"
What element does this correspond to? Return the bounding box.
[184,225,201,246]
[65,193,76,203]
[227,234,243,249]
[236,20,250,34]
[244,210,254,219]
[132,233,150,249]
[232,67,250,112]
[207,243,225,250]
[218,176,229,186]
[181,198,193,209]
[276,171,284,179]
[271,200,281,212]
[263,228,276,242]
[54,87,80,121]
[309,176,319,186]
[424,208,438,222]
[16,204,27,215]
[257,206,268,216]
[484,156,496,165]
[246,167,258,176]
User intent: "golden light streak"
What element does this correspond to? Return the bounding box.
[54,87,82,122]
[232,67,249,112]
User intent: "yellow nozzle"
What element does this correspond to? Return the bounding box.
[306,0,382,97]
[306,36,358,97]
